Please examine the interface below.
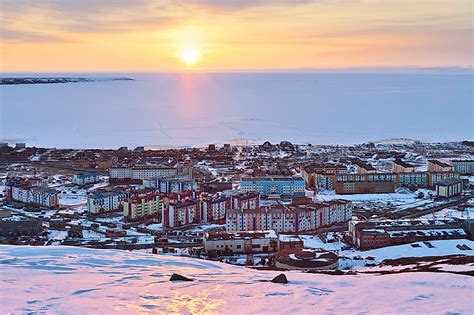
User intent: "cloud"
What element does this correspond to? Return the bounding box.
[0,28,67,42]
[0,0,177,40]
[182,0,315,10]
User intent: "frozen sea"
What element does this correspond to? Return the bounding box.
[1,70,472,149]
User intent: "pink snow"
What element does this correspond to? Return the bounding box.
[0,245,473,314]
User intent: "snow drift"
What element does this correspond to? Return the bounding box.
[0,245,472,314]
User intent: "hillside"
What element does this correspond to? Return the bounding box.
[0,246,472,314]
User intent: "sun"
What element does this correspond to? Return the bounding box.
[179,45,200,65]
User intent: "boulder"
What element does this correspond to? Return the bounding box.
[169,273,193,282]
[271,273,288,284]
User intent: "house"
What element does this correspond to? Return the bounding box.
[203,230,278,255]
[435,179,463,198]
[240,176,305,198]
[428,160,453,172]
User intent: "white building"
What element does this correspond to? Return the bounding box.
[87,191,127,213]
[6,185,58,207]
[109,166,177,180]
[131,167,177,180]
[73,171,100,185]
[109,167,133,179]
[203,230,278,254]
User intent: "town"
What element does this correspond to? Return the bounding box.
[0,139,473,273]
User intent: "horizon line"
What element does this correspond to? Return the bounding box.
[1,65,473,75]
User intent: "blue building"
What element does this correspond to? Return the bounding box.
[240,176,305,197]
[73,171,100,185]
[143,176,197,193]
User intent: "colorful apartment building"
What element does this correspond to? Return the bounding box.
[143,175,196,193]
[333,173,397,194]
[200,195,228,224]
[240,176,305,197]
[5,181,58,207]
[302,164,347,189]
[162,199,200,228]
[123,192,161,221]
[229,192,260,210]
[226,200,352,233]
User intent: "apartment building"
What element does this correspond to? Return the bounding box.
[87,190,128,213]
[333,173,397,194]
[73,171,100,185]
[451,160,474,175]
[396,172,428,188]
[162,199,200,228]
[240,176,305,197]
[143,176,196,193]
[200,195,228,224]
[428,160,453,172]
[123,192,161,221]
[392,160,417,173]
[229,192,260,210]
[354,161,377,174]
[5,181,58,207]
[302,164,347,189]
[226,200,352,233]
[428,171,460,186]
[109,165,177,182]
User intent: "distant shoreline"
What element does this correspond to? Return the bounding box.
[0,77,134,85]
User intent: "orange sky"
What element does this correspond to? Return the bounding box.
[1,0,473,72]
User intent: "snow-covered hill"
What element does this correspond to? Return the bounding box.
[0,245,472,314]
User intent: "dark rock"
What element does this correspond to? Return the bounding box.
[170,273,193,282]
[271,273,288,284]
[333,270,344,275]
